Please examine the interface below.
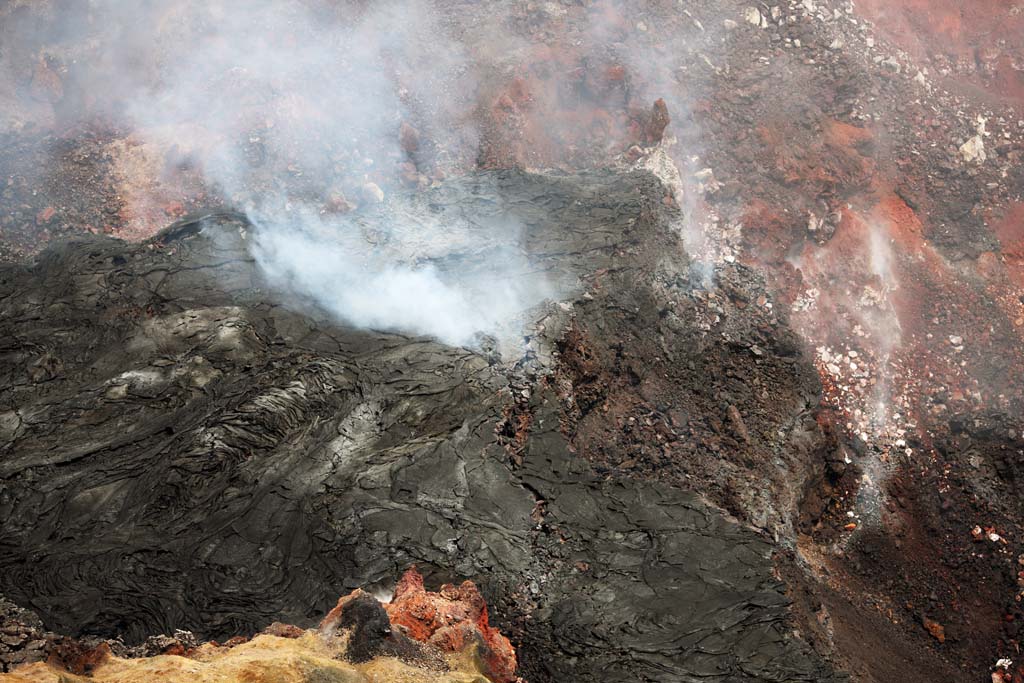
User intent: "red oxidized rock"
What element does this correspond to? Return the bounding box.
[644,98,670,145]
[162,201,186,218]
[604,64,627,83]
[386,567,517,683]
[36,206,57,225]
[324,192,355,214]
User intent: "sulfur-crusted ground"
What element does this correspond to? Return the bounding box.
[4,633,491,683]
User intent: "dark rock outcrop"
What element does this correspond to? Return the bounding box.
[0,598,54,673]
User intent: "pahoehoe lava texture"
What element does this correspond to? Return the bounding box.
[0,169,839,681]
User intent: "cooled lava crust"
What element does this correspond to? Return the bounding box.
[1,169,838,682]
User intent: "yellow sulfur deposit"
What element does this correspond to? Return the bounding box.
[0,632,490,683]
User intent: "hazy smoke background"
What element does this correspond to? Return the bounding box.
[130,0,543,348]
[0,0,913,365]
[0,0,561,348]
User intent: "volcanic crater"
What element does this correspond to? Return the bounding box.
[1,1,1023,683]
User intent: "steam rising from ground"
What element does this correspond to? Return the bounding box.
[863,219,902,432]
[126,0,541,348]
[123,0,477,198]
[855,219,903,519]
[249,205,552,347]
[1,0,910,361]
[2,0,555,349]
[1,0,732,348]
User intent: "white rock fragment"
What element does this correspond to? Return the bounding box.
[744,7,766,27]
[543,2,567,17]
[808,212,823,232]
[361,182,385,204]
[960,116,988,164]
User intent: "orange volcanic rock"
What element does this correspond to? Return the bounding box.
[261,622,305,639]
[478,49,641,169]
[386,567,517,683]
[854,0,1024,105]
[161,201,186,218]
[994,202,1024,286]
[34,207,56,226]
[740,199,807,263]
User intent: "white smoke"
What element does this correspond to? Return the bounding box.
[247,203,553,348]
[5,0,724,349]
[44,0,555,349]
[863,219,902,434]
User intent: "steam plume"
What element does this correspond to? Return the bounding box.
[2,0,556,349]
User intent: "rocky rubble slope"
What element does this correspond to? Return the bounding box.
[0,169,839,682]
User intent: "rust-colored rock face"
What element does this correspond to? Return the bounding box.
[642,99,670,146]
[317,570,518,681]
[386,568,517,683]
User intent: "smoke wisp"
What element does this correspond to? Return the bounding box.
[248,203,554,347]
[125,0,548,348]
[1,0,559,349]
